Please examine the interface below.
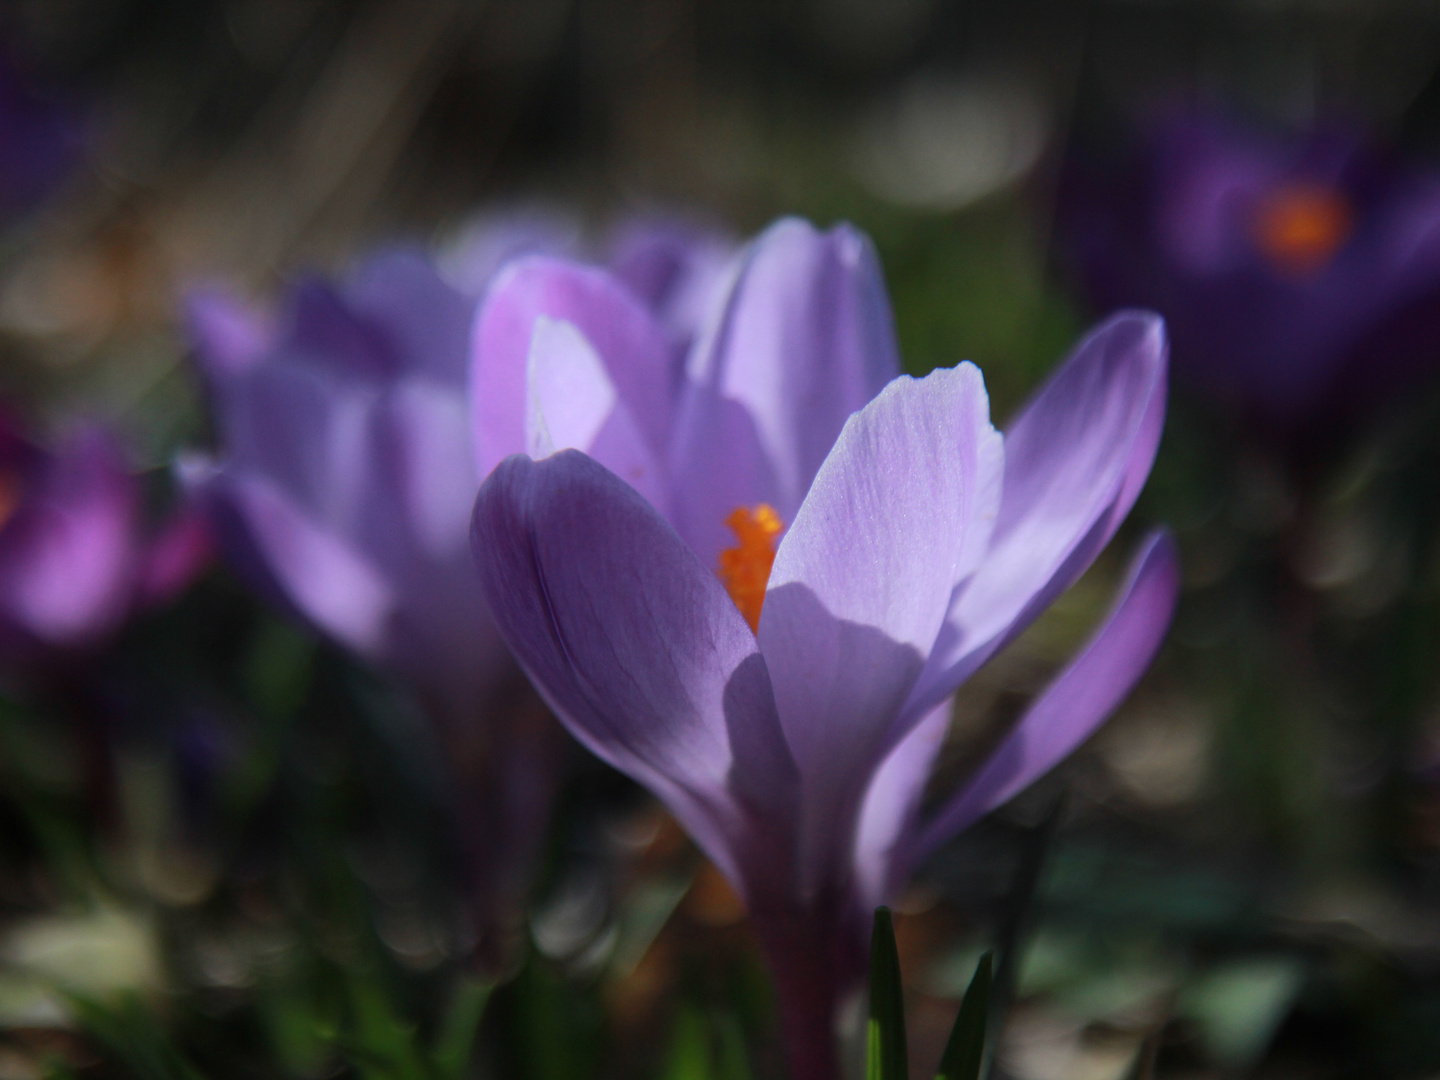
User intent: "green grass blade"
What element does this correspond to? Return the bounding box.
[432,976,493,1080]
[934,951,992,1080]
[867,907,908,1080]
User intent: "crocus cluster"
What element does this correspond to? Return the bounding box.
[1059,110,1440,436]
[469,217,1178,1079]
[182,223,736,961]
[0,411,208,663]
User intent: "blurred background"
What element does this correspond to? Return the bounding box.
[6,1,1440,1078]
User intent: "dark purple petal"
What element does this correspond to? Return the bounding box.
[469,258,675,478]
[907,530,1180,862]
[0,428,139,648]
[757,363,998,895]
[606,218,737,350]
[345,248,476,385]
[471,449,798,896]
[669,218,902,569]
[906,311,1167,721]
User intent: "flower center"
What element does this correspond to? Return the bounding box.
[718,504,783,633]
[1251,183,1353,275]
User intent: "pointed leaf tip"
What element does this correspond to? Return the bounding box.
[934,951,992,1080]
[868,907,908,1080]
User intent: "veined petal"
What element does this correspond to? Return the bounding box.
[470,258,675,478]
[757,363,997,896]
[671,218,902,569]
[471,450,799,896]
[906,530,1180,864]
[905,311,1167,721]
[526,318,670,514]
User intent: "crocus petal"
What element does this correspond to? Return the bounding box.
[758,363,998,895]
[186,289,271,380]
[471,449,798,895]
[345,248,477,385]
[906,311,1167,721]
[0,428,138,647]
[851,698,953,913]
[670,218,902,569]
[373,379,479,562]
[470,258,675,477]
[526,317,670,514]
[907,529,1180,863]
[194,466,395,657]
[287,278,399,377]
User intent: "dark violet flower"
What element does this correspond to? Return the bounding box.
[0,412,208,660]
[0,43,84,219]
[1059,110,1440,433]
[469,216,1177,1080]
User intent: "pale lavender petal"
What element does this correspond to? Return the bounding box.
[374,379,479,562]
[905,311,1167,721]
[525,317,670,514]
[907,530,1180,862]
[470,258,675,478]
[758,363,998,895]
[671,218,902,569]
[195,466,395,657]
[851,698,953,914]
[471,449,798,896]
[0,428,139,647]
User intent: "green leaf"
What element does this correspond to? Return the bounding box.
[431,976,493,1080]
[934,951,991,1080]
[867,907,908,1080]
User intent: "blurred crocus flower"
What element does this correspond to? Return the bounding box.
[0,43,84,219]
[0,412,209,661]
[182,222,733,962]
[1059,110,1440,433]
[470,216,1177,1079]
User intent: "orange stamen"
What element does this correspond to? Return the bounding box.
[1251,183,1353,276]
[717,504,783,633]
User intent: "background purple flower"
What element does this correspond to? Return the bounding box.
[471,211,1177,1078]
[0,410,208,662]
[1058,110,1440,434]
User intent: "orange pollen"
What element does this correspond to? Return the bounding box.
[1251,184,1353,275]
[717,504,783,633]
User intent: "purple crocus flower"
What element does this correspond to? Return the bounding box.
[0,411,209,661]
[1059,110,1440,435]
[468,217,1177,1079]
[181,225,732,963]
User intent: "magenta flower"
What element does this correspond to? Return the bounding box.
[1059,110,1440,433]
[0,412,208,661]
[470,217,1177,1079]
